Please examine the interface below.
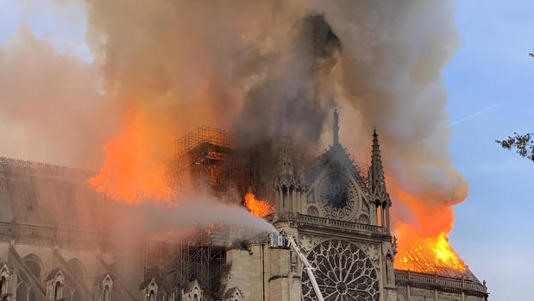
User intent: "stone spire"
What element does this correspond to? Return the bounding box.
[368,128,390,206]
[274,137,302,216]
[276,137,295,181]
[333,109,340,146]
[368,128,391,230]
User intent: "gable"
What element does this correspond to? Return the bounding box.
[304,144,371,222]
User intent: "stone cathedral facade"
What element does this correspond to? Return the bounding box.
[223,113,487,301]
[0,112,488,301]
[224,111,396,300]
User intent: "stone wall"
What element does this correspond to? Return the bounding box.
[224,243,306,301]
[0,221,147,301]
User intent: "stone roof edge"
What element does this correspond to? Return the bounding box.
[0,156,94,179]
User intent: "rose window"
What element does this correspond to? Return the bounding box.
[301,240,379,301]
[319,172,358,220]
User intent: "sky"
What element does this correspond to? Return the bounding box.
[1,1,533,300]
[0,0,90,60]
[445,1,534,300]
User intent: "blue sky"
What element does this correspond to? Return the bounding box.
[446,1,534,300]
[1,1,533,299]
[0,0,91,61]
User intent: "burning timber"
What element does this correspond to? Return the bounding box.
[0,114,488,300]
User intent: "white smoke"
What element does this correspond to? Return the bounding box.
[143,194,276,235]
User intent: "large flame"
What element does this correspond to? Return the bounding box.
[89,108,173,204]
[390,182,466,273]
[395,228,466,273]
[244,191,274,218]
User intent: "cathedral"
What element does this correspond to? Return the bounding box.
[0,112,488,300]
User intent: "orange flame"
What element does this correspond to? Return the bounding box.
[89,108,173,204]
[244,191,274,218]
[396,230,466,272]
[390,180,466,273]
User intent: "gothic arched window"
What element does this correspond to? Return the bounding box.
[16,283,28,301]
[54,281,62,301]
[101,274,113,301]
[103,285,111,301]
[0,264,11,298]
[47,270,66,301]
[67,258,85,281]
[22,254,43,281]
[29,286,38,301]
[0,276,6,296]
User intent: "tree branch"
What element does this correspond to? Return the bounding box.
[496,132,534,162]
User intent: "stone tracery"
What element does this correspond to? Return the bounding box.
[301,240,379,301]
[318,172,360,220]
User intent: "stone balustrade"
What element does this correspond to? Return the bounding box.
[395,270,488,296]
[277,213,384,233]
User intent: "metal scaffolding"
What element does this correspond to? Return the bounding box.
[143,227,228,299]
[142,126,259,299]
[173,127,234,156]
[169,126,248,199]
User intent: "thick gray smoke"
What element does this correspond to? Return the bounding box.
[234,14,342,197]
[83,0,466,233]
[2,1,466,238]
[324,2,466,205]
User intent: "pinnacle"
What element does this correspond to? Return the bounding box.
[333,109,340,146]
[368,128,389,204]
